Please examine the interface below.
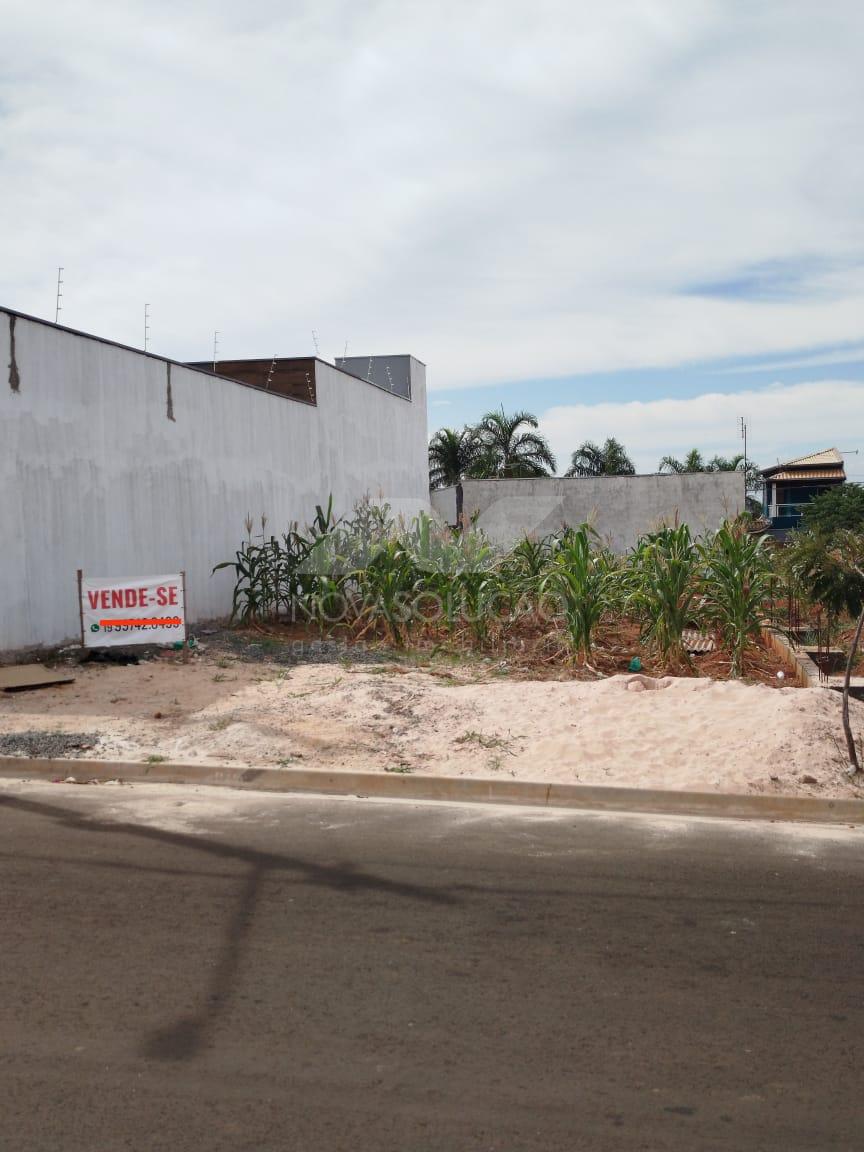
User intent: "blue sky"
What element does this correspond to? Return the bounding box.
[431,341,864,478]
[1,1,863,477]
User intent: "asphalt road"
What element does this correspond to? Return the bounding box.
[1,780,862,1151]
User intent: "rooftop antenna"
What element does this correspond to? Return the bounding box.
[265,354,278,390]
[386,365,394,392]
[54,267,64,323]
[343,340,348,361]
[212,330,219,372]
[144,303,151,352]
[311,329,320,357]
[739,416,748,474]
[366,355,374,382]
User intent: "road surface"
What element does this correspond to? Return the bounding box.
[1,779,862,1150]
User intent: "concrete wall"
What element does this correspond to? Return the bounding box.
[335,354,420,401]
[430,474,745,551]
[1,308,428,651]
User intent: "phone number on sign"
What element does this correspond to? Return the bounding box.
[94,619,183,634]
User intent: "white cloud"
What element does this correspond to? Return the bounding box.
[540,380,864,475]
[713,345,864,375]
[0,2,863,387]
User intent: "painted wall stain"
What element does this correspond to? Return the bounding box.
[8,314,20,392]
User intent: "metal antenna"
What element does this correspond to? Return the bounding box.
[55,267,64,323]
[343,341,348,361]
[144,303,151,352]
[311,329,320,356]
[386,365,393,391]
[366,355,374,381]
[739,416,748,474]
[212,330,220,372]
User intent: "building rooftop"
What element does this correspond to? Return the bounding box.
[760,447,846,481]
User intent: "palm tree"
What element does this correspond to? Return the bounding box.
[658,449,706,474]
[428,426,481,527]
[475,407,557,479]
[565,437,635,477]
[706,453,745,472]
[659,450,760,498]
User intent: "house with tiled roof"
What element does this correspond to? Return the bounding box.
[759,448,846,536]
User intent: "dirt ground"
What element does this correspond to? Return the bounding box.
[1,639,863,799]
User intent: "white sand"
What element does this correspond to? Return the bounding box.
[1,655,862,798]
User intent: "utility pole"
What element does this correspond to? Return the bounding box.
[55,267,64,323]
[144,304,151,352]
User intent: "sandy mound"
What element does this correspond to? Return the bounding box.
[0,657,862,798]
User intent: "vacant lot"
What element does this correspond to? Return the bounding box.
[1,637,861,798]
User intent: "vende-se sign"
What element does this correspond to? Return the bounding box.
[79,573,186,647]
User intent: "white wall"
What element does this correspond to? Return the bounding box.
[1,309,428,650]
[430,474,745,551]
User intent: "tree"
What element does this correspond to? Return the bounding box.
[475,407,557,479]
[428,426,481,527]
[827,531,864,774]
[659,450,760,494]
[802,484,864,535]
[658,449,706,474]
[565,437,635,478]
[705,453,745,472]
[784,528,864,621]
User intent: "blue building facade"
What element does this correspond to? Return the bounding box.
[760,448,846,538]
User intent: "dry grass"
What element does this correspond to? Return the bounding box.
[230,613,799,687]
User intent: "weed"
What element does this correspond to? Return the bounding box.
[455,729,513,751]
[144,754,167,764]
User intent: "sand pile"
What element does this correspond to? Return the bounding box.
[0,657,861,798]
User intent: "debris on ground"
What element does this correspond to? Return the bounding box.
[0,731,99,758]
[205,628,398,667]
[0,665,75,692]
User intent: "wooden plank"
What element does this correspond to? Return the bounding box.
[0,664,75,692]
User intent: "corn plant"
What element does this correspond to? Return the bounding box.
[698,524,772,677]
[354,537,417,645]
[541,525,615,663]
[501,534,555,613]
[629,524,700,666]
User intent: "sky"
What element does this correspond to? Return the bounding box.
[1,0,863,477]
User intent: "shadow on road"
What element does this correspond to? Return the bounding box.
[0,791,458,1063]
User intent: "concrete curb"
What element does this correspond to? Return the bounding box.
[0,757,862,826]
[761,626,821,687]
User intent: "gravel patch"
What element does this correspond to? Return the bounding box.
[203,630,398,667]
[0,731,100,758]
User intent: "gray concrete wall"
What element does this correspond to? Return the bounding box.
[1,308,428,650]
[431,474,745,551]
[335,354,420,401]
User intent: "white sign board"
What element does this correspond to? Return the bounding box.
[80,573,186,647]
